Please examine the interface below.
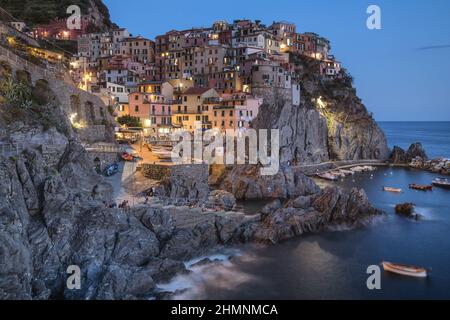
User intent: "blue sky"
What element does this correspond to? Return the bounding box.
[104,0,450,121]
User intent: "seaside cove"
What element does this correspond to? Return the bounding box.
[158,165,450,300]
[1,0,449,300]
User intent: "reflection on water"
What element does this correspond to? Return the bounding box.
[166,167,450,300]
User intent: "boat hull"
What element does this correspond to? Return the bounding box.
[433,183,450,190]
[382,262,427,278]
[383,187,402,193]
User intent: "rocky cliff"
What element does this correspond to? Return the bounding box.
[0,0,115,30]
[0,138,383,299]
[252,54,389,165]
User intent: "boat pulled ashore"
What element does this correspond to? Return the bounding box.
[317,172,338,181]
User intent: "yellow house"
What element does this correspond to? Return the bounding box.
[175,87,219,114]
[171,113,212,131]
[115,103,129,119]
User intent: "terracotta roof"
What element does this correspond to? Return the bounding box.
[183,87,212,95]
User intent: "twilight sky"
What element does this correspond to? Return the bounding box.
[103,0,450,121]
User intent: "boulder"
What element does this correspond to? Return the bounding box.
[260,199,282,216]
[207,190,236,211]
[390,146,407,164]
[292,196,312,209]
[406,143,428,162]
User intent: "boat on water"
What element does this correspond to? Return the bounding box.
[432,178,450,190]
[383,187,402,193]
[409,184,433,191]
[382,262,428,278]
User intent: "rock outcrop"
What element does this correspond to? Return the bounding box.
[390,142,428,164]
[220,165,320,200]
[251,54,389,165]
[252,186,383,244]
[0,0,116,30]
[154,164,210,204]
[410,157,450,176]
[0,139,229,299]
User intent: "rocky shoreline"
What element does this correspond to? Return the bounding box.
[0,135,385,300]
[390,142,449,176]
[0,49,391,301]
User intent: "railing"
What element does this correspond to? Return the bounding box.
[84,144,126,154]
[0,45,66,81]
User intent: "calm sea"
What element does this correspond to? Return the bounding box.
[160,122,450,300]
[379,122,450,159]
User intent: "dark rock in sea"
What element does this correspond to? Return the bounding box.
[406,143,428,162]
[395,203,422,220]
[395,203,415,215]
[390,143,428,164]
[252,186,384,244]
[406,142,428,162]
[390,146,407,164]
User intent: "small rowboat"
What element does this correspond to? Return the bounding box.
[317,172,338,181]
[382,262,428,278]
[409,184,433,191]
[383,187,402,193]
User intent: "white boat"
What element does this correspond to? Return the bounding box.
[383,186,402,193]
[317,172,338,181]
[340,169,355,176]
[382,262,428,278]
[432,178,450,190]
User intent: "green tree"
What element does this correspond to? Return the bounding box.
[117,115,142,128]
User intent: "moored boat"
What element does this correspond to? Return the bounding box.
[383,186,402,193]
[340,169,355,176]
[382,261,428,278]
[409,184,433,191]
[317,172,338,181]
[432,178,450,190]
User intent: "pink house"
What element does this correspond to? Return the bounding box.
[128,92,173,129]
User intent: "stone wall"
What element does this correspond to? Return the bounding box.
[0,45,116,143]
[77,125,107,143]
[141,164,173,181]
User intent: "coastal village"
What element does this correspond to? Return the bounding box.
[3,9,342,137]
[1,1,450,301]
